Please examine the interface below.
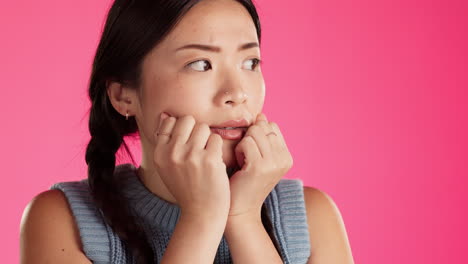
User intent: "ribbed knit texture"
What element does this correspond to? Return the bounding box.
[50,163,311,263]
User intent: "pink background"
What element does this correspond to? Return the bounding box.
[1,0,467,263]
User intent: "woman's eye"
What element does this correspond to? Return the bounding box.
[186,58,261,72]
[187,60,212,72]
[243,58,261,71]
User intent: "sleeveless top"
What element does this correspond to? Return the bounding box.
[50,163,311,263]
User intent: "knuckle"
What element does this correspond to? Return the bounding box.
[186,153,199,167]
[168,149,182,165]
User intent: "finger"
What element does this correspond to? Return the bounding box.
[244,125,271,159]
[235,136,261,165]
[157,112,170,130]
[256,112,268,122]
[255,113,270,134]
[205,133,223,155]
[155,115,176,145]
[169,115,196,145]
[154,112,169,140]
[256,113,277,147]
[269,121,286,148]
[188,123,211,150]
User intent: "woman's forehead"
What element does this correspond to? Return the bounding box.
[163,0,258,48]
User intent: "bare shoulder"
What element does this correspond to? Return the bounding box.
[303,186,355,264]
[20,189,92,264]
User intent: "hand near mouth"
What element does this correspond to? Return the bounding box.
[153,113,231,218]
[228,113,293,218]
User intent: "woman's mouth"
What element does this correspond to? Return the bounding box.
[209,127,248,140]
[209,118,251,140]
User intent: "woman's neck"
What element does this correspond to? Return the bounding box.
[136,164,178,204]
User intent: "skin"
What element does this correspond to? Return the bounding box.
[121,0,266,213]
[20,0,354,263]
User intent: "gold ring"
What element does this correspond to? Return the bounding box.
[157,132,171,137]
[266,132,277,137]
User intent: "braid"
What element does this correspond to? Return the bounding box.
[85,90,153,264]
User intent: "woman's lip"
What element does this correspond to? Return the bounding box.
[211,119,250,128]
[162,113,250,140]
[210,127,246,140]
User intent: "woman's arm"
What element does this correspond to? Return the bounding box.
[20,190,92,264]
[20,190,228,264]
[223,213,283,264]
[161,212,228,263]
[304,186,355,264]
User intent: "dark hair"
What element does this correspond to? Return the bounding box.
[85,0,279,263]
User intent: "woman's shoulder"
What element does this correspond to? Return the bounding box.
[302,185,355,263]
[20,189,92,263]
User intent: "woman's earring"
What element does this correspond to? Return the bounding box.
[125,110,129,121]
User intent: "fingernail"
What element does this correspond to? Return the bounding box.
[158,112,170,129]
[161,112,169,120]
[257,113,266,122]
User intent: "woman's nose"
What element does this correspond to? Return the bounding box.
[222,89,248,105]
[217,73,248,106]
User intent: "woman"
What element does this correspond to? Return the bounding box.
[20,0,354,263]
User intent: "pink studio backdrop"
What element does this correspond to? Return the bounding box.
[1,0,467,263]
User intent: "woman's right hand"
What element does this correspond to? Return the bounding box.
[153,112,230,219]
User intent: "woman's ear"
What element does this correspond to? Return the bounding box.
[106,80,140,118]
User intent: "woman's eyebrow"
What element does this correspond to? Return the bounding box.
[174,42,259,53]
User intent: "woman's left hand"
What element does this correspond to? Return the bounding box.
[228,113,293,217]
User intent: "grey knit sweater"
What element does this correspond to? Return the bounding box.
[50,163,310,263]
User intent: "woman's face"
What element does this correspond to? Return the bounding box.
[135,0,265,168]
